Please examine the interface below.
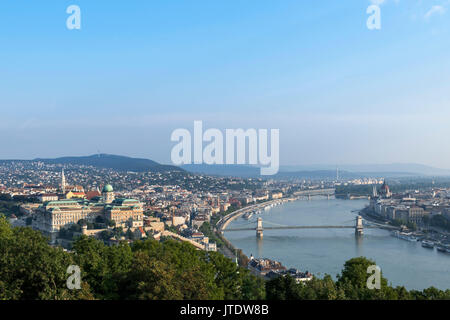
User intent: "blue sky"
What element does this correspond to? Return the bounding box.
[1,0,450,167]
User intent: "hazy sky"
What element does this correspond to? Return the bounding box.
[1,1,450,168]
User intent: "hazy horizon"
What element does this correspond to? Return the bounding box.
[2,153,450,172]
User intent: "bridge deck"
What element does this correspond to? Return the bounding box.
[224,225,381,231]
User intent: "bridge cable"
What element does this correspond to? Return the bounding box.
[262,220,290,227]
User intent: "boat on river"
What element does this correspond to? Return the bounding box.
[421,240,435,249]
[436,244,450,253]
[392,231,418,242]
[243,212,253,220]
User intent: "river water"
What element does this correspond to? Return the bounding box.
[225,197,450,291]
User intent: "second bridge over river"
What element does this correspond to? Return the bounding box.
[223,216,397,238]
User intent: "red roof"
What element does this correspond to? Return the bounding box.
[86,191,101,200]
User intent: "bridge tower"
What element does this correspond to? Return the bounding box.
[355,215,364,236]
[256,217,263,239]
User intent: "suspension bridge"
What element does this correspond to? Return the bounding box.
[223,215,396,238]
[293,188,336,200]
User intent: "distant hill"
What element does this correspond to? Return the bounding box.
[181,164,260,177]
[280,163,450,177]
[33,154,184,173]
[181,163,447,179]
[274,170,420,180]
[181,165,360,179]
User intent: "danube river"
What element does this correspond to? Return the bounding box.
[225,198,450,291]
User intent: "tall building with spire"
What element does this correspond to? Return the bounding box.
[379,180,392,198]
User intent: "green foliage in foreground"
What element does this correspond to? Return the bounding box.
[0,216,264,300]
[0,216,449,300]
[266,257,450,300]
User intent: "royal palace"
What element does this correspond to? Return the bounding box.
[33,172,143,243]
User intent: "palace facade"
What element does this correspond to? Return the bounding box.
[33,183,143,242]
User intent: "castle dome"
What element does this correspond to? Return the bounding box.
[102,184,114,193]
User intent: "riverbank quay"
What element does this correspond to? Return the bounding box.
[359,206,450,245]
[359,206,394,225]
[214,197,299,267]
[217,197,298,233]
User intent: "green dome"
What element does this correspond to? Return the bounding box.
[102,184,114,193]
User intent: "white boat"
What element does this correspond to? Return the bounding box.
[421,240,435,249]
[392,231,418,242]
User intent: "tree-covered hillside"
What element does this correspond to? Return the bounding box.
[0,217,448,300]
